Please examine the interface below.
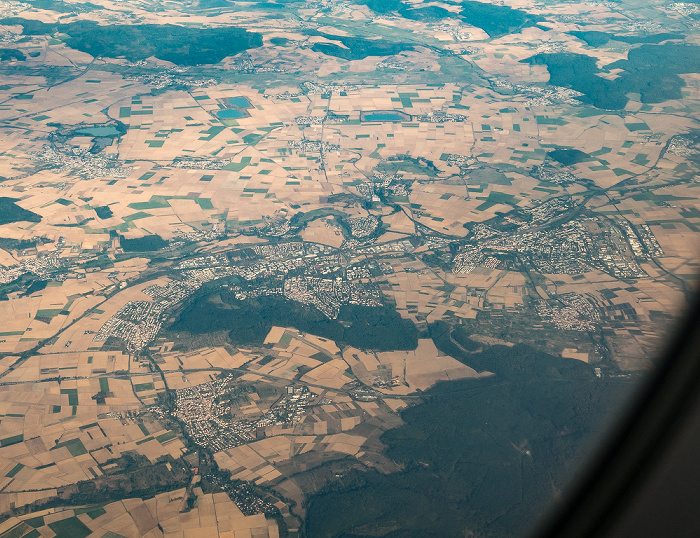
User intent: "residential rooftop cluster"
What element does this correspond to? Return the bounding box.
[171,375,257,453]
[93,240,392,349]
[429,22,473,41]
[124,69,218,90]
[294,115,324,125]
[228,55,280,74]
[491,79,585,106]
[169,375,315,453]
[34,145,133,179]
[94,266,238,350]
[669,2,700,16]
[444,153,476,170]
[453,246,489,275]
[466,215,658,278]
[0,251,63,284]
[413,113,469,123]
[666,136,699,157]
[532,165,578,185]
[284,275,381,318]
[302,81,359,95]
[535,292,600,331]
[175,223,226,243]
[0,1,30,19]
[346,215,379,238]
[288,139,340,154]
[528,198,573,225]
[206,473,280,517]
[173,156,239,170]
[260,215,292,237]
[94,300,166,351]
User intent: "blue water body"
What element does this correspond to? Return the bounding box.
[217,109,245,119]
[228,96,250,108]
[74,125,121,137]
[364,113,405,121]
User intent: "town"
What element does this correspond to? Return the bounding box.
[167,375,315,453]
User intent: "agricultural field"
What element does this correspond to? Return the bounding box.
[0,0,698,535]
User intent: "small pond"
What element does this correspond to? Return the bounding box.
[228,96,250,108]
[73,125,122,137]
[363,112,406,121]
[217,109,245,119]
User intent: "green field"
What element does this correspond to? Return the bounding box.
[51,438,88,456]
[35,308,63,318]
[156,431,177,443]
[99,378,109,392]
[74,506,106,519]
[0,434,23,447]
[47,516,91,538]
[60,388,78,406]
[134,382,155,392]
[5,463,23,478]
[223,156,252,171]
